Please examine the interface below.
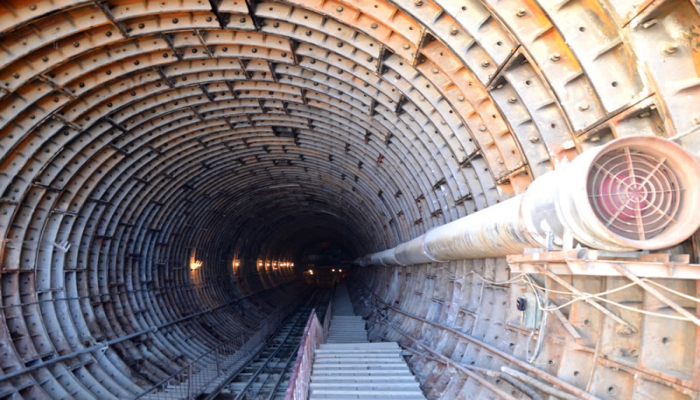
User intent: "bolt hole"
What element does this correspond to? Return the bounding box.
[612,81,618,87]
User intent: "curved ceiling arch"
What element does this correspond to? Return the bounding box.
[0,0,697,398]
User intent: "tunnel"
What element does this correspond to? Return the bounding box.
[1,0,700,399]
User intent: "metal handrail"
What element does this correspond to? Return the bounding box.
[284,297,332,400]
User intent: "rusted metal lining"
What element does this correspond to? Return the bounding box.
[0,0,698,398]
[359,136,700,266]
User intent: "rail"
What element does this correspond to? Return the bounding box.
[284,297,332,400]
[136,299,298,399]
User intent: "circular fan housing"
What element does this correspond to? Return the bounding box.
[584,136,700,250]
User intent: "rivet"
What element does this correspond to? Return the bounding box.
[497,158,504,164]
[457,95,465,102]
[371,23,378,29]
[550,53,561,62]
[481,60,490,68]
[394,74,401,79]
[336,6,343,11]
[642,19,657,29]
[578,102,589,111]
[206,16,212,22]
[13,73,20,79]
[337,42,343,47]
[42,56,49,62]
[415,0,423,6]
[29,4,37,10]
[106,31,112,37]
[139,23,145,29]
[403,44,411,50]
[661,43,678,56]
[479,125,486,131]
[53,97,59,102]
[172,18,178,23]
[306,30,312,36]
[252,48,257,53]
[450,28,459,36]
[516,8,526,17]
[432,68,439,74]
[73,42,80,48]
[273,22,279,28]
[529,136,539,143]
[239,17,246,23]
[367,56,373,62]
[508,97,517,103]
[496,84,503,89]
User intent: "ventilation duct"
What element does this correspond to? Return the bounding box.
[358,136,700,266]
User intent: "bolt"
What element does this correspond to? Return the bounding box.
[239,17,246,23]
[642,19,657,29]
[516,8,527,17]
[508,97,517,104]
[479,125,486,132]
[415,0,423,6]
[497,158,504,164]
[457,95,465,102]
[42,56,48,62]
[550,53,561,62]
[403,44,411,50]
[366,56,373,62]
[273,22,279,28]
[578,102,589,111]
[73,42,80,48]
[13,73,19,79]
[106,31,112,37]
[529,136,539,143]
[336,6,343,11]
[172,18,178,23]
[371,23,378,29]
[29,4,37,10]
[481,60,490,68]
[432,68,439,74]
[306,30,312,36]
[337,42,343,47]
[451,28,459,36]
[394,74,401,80]
[661,43,678,56]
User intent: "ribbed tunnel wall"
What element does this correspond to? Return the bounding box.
[0,0,699,398]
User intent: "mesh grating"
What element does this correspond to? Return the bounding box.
[588,146,683,241]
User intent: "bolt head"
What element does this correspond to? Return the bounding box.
[516,8,526,17]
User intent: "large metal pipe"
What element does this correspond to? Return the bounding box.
[358,136,700,266]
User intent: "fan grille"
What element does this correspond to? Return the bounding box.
[588,146,683,241]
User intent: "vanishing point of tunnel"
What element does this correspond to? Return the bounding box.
[1,0,700,399]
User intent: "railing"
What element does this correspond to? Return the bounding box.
[284,297,332,400]
[137,301,296,399]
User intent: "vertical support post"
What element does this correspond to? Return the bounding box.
[187,364,193,399]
